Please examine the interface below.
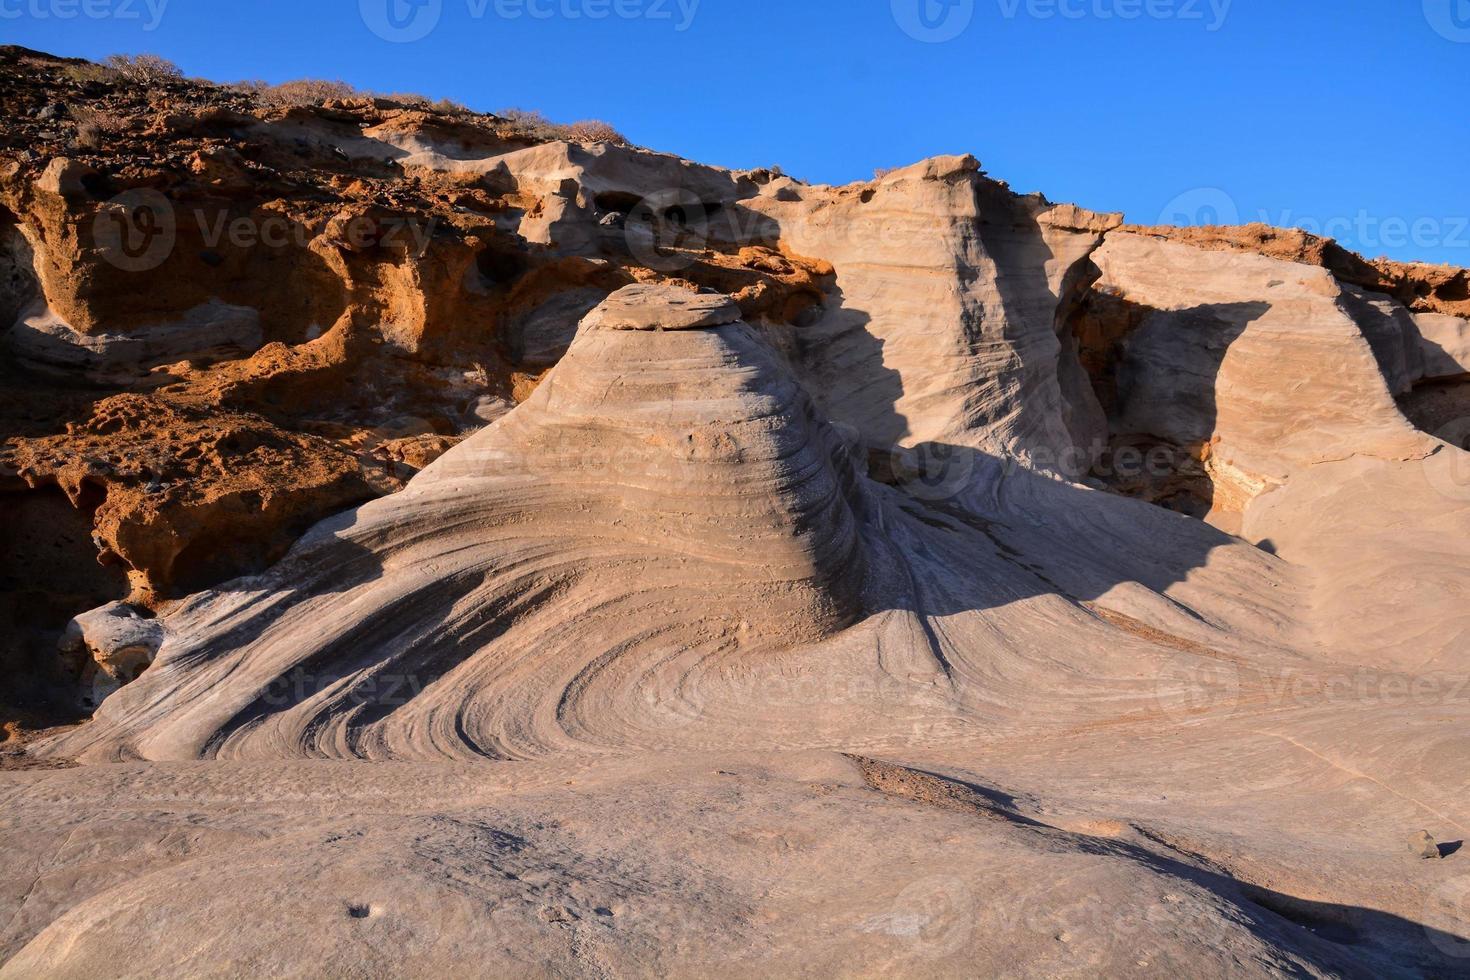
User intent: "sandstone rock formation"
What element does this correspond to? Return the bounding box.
[4,45,1470,979]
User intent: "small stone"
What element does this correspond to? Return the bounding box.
[1410,830,1440,860]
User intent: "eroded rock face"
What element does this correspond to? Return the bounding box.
[49,285,874,761]
[7,393,376,601]
[0,47,839,712]
[1086,232,1432,524]
[7,46,1470,979]
[58,602,165,708]
[581,283,740,330]
[743,155,1123,469]
[4,45,1469,740]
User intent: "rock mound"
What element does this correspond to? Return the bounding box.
[44,285,870,761]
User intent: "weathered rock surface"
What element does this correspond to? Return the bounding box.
[47,286,874,761]
[5,43,1470,980]
[1088,232,1433,510]
[57,601,164,707]
[0,46,836,709]
[744,154,1123,469]
[581,282,740,330]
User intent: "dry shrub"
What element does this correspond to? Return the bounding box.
[375,92,467,113]
[72,106,128,149]
[498,107,561,141]
[59,62,119,85]
[102,54,183,87]
[234,78,361,107]
[873,167,896,180]
[499,109,626,145]
[564,120,626,144]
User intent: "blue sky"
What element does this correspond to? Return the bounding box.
[5,0,1468,264]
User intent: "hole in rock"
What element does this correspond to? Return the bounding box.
[593,191,642,214]
[0,215,41,331]
[1399,376,1470,446]
[477,246,530,287]
[0,482,130,724]
[1241,887,1362,947]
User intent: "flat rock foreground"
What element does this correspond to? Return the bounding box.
[3,48,1470,978]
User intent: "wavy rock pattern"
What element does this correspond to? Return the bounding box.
[7,49,1470,975]
[48,286,878,761]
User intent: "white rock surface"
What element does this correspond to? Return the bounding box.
[7,297,262,376]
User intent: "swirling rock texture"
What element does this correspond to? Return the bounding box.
[5,46,1470,978]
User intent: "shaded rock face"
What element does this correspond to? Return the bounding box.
[1062,233,1468,527]
[743,155,1122,469]
[1080,233,1432,525]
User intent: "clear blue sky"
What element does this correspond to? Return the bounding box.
[5,0,1468,264]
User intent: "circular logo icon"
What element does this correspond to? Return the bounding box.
[1425,0,1470,42]
[1424,417,1470,501]
[92,189,175,272]
[1157,187,1241,228]
[887,442,977,502]
[623,188,710,273]
[861,876,974,958]
[360,0,442,43]
[891,0,975,43]
[1154,654,1241,721]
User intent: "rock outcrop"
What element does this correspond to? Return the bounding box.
[46,285,875,761]
[6,44,1470,980]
